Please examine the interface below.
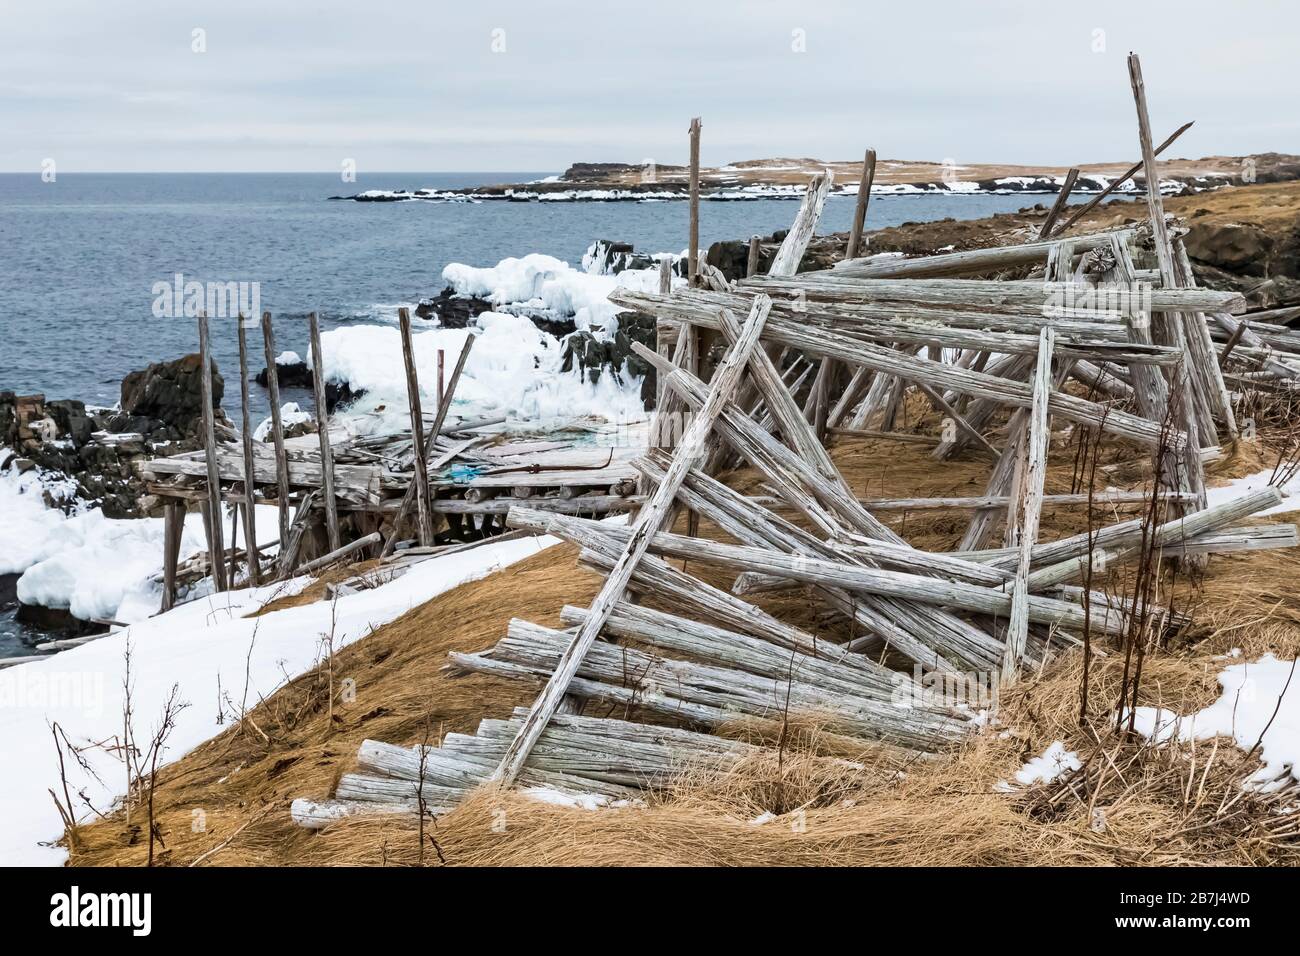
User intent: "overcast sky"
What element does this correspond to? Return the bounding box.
[1,0,1295,173]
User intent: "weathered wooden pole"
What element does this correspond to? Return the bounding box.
[236,317,260,584]
[380,334,476,558]
[1038,167,1080,239]
[687,117,701,288]
[159,500,185,612]
[845,147,877,260]
[437,348,446,408]
[398,307,433,546]
[259,312,292,553]
[197,313,227,591]
[1047,121,1193,238]
[745,235,761,278]
[1129,51,1207,515]
[490,294,772,787]
[308,312,341,552]
[1002,327,1054,680]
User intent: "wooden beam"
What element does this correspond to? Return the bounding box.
[308,312,341,552]
[745,235,761,277]
[770,171,834,276]
[294,532,383,576]
[398,307,433,546]
[159,500,185,613]
[236,318,260,585]
[1002,327,1055,680]
[489,294,772,787]
[197,313,227,592]
[1038,168,1080,239]
[380,334,476,558]
[688,117,701,287]
[259,311,292,553]
[1047,120,1193,238]
[845,147,876,259]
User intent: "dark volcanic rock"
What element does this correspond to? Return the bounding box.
[116,353,222,442]
[2,354,226,518]
[416,288,578,338]
[253,360,358,413]
[256,359,313,390]
[561,310,658,406]
[706,229,839,282]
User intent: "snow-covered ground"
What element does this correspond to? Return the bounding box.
[1133,654,1300,789]
[1206,465,1300,515]
[1,454,282,625]
[288,251,667,437]
[0,531,561,865]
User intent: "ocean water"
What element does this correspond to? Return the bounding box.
[0,172,1046,418]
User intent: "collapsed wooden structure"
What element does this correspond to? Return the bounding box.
[140,313,641,609]
[291,54,1300,824]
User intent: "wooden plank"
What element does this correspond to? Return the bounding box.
[398,307,433,546]
[236,319,260,585]
[1002,327,1055,680]
[742,273,1246,315]
[308,312,341,552]
[489,294,772,787]
[197,313,227,592]
[834,230,1123,280]
[745,236,761,277]
[295,532,382,576]
[259,311,293,551]
[845,147,876,260]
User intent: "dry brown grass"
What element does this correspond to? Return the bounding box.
[65,418,1300,867]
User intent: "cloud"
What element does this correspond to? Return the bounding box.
[0,0,1294,171]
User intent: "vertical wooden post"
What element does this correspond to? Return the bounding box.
[1129,51,1206,516]
[160,500,185,613]
[1002,327,1055,681]
[658,256,672,294]
[196,317,227,590]
[197,313,227,591]
[308,312,341,552]
[687,117,701,288]
[379,335,476,558]
[437,349,446,408]
[229,498,240,586]
[1128,54,1177,284]
[399,307,433,546]
[845,147,877,260]
[259,312,292,554]
[745,235,761,278]
[236,318,260,585]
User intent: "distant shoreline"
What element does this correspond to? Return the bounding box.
[332,152,1300,204]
